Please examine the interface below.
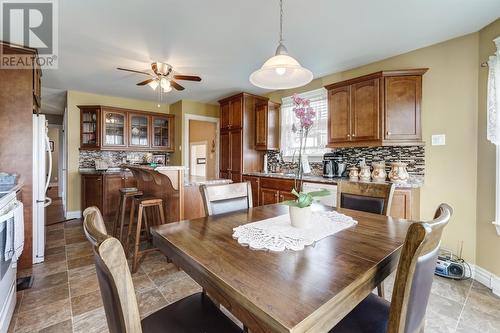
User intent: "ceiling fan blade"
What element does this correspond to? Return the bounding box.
[137,78,154,86]
[174,75,201,82]
[170,80,185,91]
[117,67,152,76]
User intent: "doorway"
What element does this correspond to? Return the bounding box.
[186,118,218,178]
[46,124,65,225]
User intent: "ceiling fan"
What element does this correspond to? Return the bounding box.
[117,62,201,92]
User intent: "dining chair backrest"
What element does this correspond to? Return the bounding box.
[336,181,395,216]
[95,237,143,333]
[200,182,253,216]
[83,206,109,247]
[388,203,452,333]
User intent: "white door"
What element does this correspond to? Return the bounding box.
[190,142,207,177]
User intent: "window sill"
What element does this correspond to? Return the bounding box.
[493,221,500,236]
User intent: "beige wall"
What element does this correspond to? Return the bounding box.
[169,100,219,166]
[268,34,480,263]
[47,127,59,183]
[189,120,217,177]
[476,19,500,276]
[66,90,169,213]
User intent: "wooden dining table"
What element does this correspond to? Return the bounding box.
[151,203,413,333]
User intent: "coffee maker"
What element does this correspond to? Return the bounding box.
[323,152,346,178]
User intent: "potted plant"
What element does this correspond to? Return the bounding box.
[283,94,329,228]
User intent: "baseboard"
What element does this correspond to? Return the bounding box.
[66,211,81,219]
[472,265,500,296]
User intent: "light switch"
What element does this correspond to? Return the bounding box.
[431,134,446,146]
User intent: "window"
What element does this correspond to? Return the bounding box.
[280,88,328,158]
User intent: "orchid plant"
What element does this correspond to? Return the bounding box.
[283,94,329,208]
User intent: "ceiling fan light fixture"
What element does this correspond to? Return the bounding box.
[148,80,159,90]
[162,85,173,93]
[160,78,171,90]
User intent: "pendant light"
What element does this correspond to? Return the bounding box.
[250,0,313,90]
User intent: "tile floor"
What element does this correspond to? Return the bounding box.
[7,218,500,333]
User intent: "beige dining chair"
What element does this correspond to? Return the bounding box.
[329,203,452,333]
[200,182,253,216]
[94,236,243,333]
[83,206,110,247]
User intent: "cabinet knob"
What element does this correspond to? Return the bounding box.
[347,134,351,138]
[352,133,356,137]
[387,131,392,136]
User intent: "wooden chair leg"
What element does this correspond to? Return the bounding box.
[132,204,144,274]
[125,199,136,256]
[118,195,128,243]
[111,194,123,238]
[158,203,166,225]
[377,282,385,299]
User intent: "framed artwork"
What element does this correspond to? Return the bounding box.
[49,141,54,152]
[153,154,167,165]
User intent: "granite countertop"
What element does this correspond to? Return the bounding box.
[242,171,423,189]
[184,175,232,187]
[79,167,131,175]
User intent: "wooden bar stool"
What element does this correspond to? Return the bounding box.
[127,196,166,273]
[112,187,143,244]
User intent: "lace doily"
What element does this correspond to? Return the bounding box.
[232,210,357,252]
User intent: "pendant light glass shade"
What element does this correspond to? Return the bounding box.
[250,46,313,89]
[148,80,159,90]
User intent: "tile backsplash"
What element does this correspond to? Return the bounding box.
[266,145,425,177]
[79,150,170,168]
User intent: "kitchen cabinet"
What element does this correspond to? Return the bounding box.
[80,107,100,149]
[78,106,174,152]
[81,174,103,212]
[151,115,174,151]
[81,172,137,218]
[390,188,419,220]
[255,101,280,151]
[218,93,268,180]
[258,177,295,207]
[242,175,260,205]
[129,113,150,147]
[260,188,279,205]
[325,69,427,147]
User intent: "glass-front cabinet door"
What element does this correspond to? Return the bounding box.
[102,110,127,147]
[129,113,150,147]
[152,115,173,151]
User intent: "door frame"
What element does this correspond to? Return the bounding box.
[183,114,219,176]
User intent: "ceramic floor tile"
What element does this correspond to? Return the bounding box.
[71,289,104,317]
[132,274,156,293]
[67,254,94,270]
[136,287,168,318]
[158,275,202,304]
[459,300,500,333]
[424,307,458,333]
[430,275,472,304]
[63,219,83,229]
[31,259,67,278]
[146,265,181,287]
[44,245,66,256]
[68,264,96,280]
[65,234,87,245]
[14,298,71,333]
[73,307,109,333]
[19,284,69,314]
[36,319,72,333]
[138,251,171,274]
[31,271,68,291]
[69,271,100,298]
[427,291,464,320]
[45,238,66,249]
[46,229,65,243]
[66,241,93,260]
[46,223,64,231]
[464,280,500,317]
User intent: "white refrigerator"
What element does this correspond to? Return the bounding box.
[32,114,52,264]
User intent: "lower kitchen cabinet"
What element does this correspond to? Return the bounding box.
[81,172,137,218]
[242,175,260,206]
[258,177,296,206]
[260,188,279,205]
[390,188,419,220]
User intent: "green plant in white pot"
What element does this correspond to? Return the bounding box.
[282,94,329,228]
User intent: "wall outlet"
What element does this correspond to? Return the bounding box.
[431,134,446,146]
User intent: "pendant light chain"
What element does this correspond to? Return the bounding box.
[279,0,284,43]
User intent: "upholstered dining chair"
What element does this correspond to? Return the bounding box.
[83,206,110,247]
[337,181,396,297]
[336,181,396,216]
[200,182,253,216]
[329,203,453,333]
[94,237,243,333]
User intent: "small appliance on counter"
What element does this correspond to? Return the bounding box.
[323,152,347,178]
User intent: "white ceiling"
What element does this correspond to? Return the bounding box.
[41,0,500,108]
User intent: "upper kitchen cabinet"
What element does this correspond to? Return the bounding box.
[80,106,100,149]
[220,95,243,130]
[325,68,427,147]
[255,101,280,151]
[218,93,268,181]
[151,115,174,151]
[78,105,174,152]
[129,113,150,148]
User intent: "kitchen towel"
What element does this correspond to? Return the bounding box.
[13,201,24,260]
[2,208,14,261]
